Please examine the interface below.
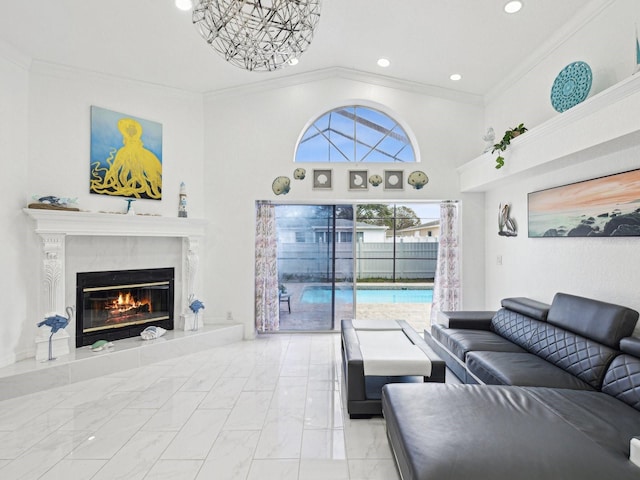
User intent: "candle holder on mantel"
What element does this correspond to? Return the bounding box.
[125,198,136,215]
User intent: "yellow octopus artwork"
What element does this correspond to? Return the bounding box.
[90,115,162,199]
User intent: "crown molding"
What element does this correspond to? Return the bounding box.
[485,0,616,104]
[204,66,484,105]
[0,39,31,70]
[29,60,203,101]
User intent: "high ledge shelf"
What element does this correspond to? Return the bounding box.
[457,74,640,193]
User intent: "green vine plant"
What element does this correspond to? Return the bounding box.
[492,123,527,169]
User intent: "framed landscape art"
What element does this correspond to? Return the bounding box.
[528,169,640,237]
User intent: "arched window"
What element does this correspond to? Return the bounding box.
[295,105,416,163]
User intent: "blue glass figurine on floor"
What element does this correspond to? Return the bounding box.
[37,306,73,361]
[188,294,205,331]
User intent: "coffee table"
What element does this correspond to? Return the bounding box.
[341,319,445,418]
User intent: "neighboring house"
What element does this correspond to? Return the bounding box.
[390,220,440,242]
[277,218,388,244]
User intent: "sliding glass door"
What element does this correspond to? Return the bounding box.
[355,203,438,331]
[274,204,354,331]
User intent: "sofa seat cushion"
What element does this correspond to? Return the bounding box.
[525,387,640,456]
[431,324,525,362]
[466,351,594,390]
[382,383,640,480]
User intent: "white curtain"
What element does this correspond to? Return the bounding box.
[430,201,461,326]
[255,201,279,332]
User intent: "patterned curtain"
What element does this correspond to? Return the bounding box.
[255,201,279,332]
[430,201,461,326]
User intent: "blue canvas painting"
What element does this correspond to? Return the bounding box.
[90,106,163,200]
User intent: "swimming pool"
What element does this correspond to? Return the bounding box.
[300,286,433,304]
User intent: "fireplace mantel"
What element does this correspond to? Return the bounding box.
[24,208,208,359]
[24,208,207,237]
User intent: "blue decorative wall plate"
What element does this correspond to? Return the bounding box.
[550,61,592,113]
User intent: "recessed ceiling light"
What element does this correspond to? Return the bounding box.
[288,58,299,66]
[377,58,390,68]
[175,0,192,11]
[450,73,462,81]
[504,1,523,14]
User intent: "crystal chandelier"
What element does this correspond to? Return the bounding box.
[193,0,322,72]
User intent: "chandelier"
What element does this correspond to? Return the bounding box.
[192,0,322,72]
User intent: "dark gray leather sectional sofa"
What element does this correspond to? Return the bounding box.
[382,292,640,480]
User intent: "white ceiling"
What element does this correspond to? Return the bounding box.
[0,0,606,97]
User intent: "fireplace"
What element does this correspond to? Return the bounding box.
[76,267,175,347]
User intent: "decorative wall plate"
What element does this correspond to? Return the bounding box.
[550,61,592,113]
[369,174,383,187]
[293,167,306,180]
[272,176,291,195]
[408,171,429,189]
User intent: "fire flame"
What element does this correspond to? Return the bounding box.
[107,292,151,314]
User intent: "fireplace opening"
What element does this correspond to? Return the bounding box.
[76,267,174,347]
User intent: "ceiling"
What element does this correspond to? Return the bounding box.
[0,0,606,97]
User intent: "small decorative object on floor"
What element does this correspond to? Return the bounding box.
[125,198,136,215]
[189,294,205,331]
[178,182,188,218]
[37,306,73,361]
[140,325,167,340]
[90,339,114,352]
[498,202,518,237]
[293,168,306,180]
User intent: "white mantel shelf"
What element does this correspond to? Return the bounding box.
[24,208,207,237]
[458,73,640,192]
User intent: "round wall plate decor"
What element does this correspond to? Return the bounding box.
[550,61,592,113]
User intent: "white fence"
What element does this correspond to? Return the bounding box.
[277,242,438,282]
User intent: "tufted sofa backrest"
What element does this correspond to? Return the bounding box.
[602,338,640,410]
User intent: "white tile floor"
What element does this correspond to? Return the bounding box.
[0,334,401,480]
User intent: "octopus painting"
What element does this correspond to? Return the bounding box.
[90,106,163,200]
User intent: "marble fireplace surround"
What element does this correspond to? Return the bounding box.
[24,209,208,355]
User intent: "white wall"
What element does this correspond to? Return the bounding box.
[0,58,205,367]
[0,42,30,367]
[486,0,640,134]
[203,76,487,336]
[27,62,205,218]
[482,0,640,331]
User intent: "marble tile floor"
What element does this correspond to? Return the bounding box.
[0,333,402,480]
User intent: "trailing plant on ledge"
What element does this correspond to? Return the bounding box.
[492,123,527,169]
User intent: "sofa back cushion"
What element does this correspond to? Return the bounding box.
[547,293,638,349]
[501,297,550,321]
[528,322,619,389]
[602,353,640,411]
[490,307,544,351]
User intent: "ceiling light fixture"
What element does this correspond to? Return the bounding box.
[504,1,523,14]
[450,73,462,81]
[175,0,192,11]
[377,58,390,68]
[192,0,322,72]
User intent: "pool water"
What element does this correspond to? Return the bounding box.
[301,287,433,304]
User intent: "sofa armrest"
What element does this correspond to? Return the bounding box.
[439,311,496,330]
